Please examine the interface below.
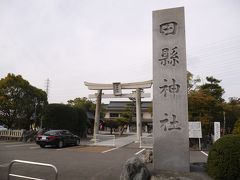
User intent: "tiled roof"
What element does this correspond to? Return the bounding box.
[106,101,152,111]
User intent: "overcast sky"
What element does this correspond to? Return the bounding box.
[0,0,239,103]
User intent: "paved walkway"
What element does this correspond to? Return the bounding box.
[89,132,151,148]
[115,134,137,148]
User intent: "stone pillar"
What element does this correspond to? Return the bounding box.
[136,88,142,141]
[126,125,130,133]
[145,125,148,133]
[214,122,221,142]
[93,89,102,140]
[153,7,189,172]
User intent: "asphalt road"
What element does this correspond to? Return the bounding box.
[0,141,208,180]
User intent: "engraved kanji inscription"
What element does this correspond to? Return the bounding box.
[160,22,177,35]
[158,47,179,66]
[159,79,180,97]
[159,113,181,131]
[158,48,169,66]
[159,113,169,131]
[168,114,181,131]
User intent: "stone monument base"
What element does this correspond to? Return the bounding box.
[149,163,212,180]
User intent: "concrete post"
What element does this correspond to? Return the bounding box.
[93,89,102,140]
[136,88,142,141]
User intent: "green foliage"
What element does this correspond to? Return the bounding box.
[188,76,224,122]
[199,76,225,102]
[187,71,201,93]
[223,102,240,133]
[42,104,87,137]
[229,97,240,105]
[233,119,240,134]
[68,97,95,112]
[104,118,119,134]
[187,73,239,137]
[104,118,119,129]
[207,134,240,180]
[188,90,223,123]
[104,117,128,134]
[68,97,106,118]
[189,91,217,117]
[115,117,128,126]
[121,102,135,123]
[0,73,47,129]
[188,75,226,140]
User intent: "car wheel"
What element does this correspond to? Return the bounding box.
[75,139,80,146]
[58,140,64,148]
[40,144,45,148]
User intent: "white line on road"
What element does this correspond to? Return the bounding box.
[0,142,22,145]
[29,147,40,149]
[9,174,44,180]
[101,147,118,153]
[201,151,208,156]
[5,144,35,148]
[0,162,10,167]
[135,149,145,155]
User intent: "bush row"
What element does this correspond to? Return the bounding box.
[42,104,87,137]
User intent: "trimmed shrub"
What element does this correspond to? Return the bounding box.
[233,119,240,134]
[42,104,87,137]
[207,134,240,180]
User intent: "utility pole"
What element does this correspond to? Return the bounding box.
[45,79,50,101]
[41,78,50,129]
[33,98,37,130]
[223,111,226,135]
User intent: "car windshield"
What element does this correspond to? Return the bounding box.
[43,130,61,136]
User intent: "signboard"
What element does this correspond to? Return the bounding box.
[113,82,122,96]
[189,122,202,138]
[214,122,220,142]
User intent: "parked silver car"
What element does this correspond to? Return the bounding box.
[0,125,7,131]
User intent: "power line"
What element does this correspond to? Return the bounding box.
[187,34,240,53]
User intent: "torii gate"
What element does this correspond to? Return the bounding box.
[84,80,152,141]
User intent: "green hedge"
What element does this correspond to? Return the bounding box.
[207,134,240,180]
[42,104,87,137]
[233,119,240,134]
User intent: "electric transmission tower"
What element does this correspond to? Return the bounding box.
[45,78,50,101]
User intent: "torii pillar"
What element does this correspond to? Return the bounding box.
[93,89,102,139]
[136,88,142,141]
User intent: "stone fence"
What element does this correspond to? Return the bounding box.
[0,129,24,140]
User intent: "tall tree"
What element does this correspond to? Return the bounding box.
[68,97,95,112]
[199,76,225,102]
[188,75,225,139]
[68,97,106,118]
[121,101,136,124]
[222,97,240,133]
[187,71,201,93]
[0,73,47,129]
